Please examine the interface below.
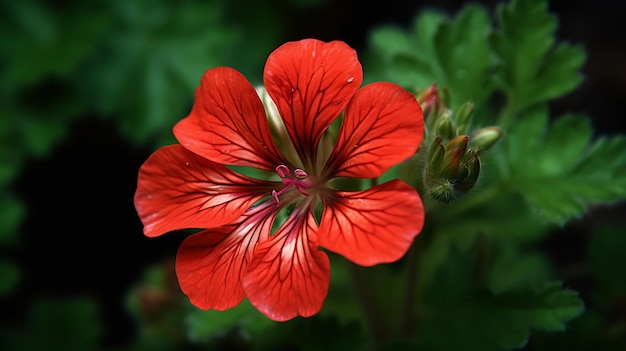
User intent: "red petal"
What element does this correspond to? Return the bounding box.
[176,203,275,311]
[173,67,286,171]
[243,209,330,321]
[324,82,424,178]
[317,180,424,266]
[264,39,362,166]
[134,145,272,237]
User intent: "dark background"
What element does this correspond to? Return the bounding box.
[3,0,625,348]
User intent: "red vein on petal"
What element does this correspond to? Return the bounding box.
[243,208,330,321]
[264,39,362,169]
[324,82,424,179]
[318,180,424,266]
[176,202,276,311]
[134,145,275,237]
[174,67,286,171]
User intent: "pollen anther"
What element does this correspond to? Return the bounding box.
[273,165,312,204]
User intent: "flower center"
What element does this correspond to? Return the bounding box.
[272,165,312,204]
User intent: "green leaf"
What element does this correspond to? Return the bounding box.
[419,247,585,351]
[505,106,626,224]
[528,224,626,350]
[411,9,448,60]
[420,168,555,292]
[490,0,586,122]
[488,247,553,295]
[364,26,435,88]
[364,5,495,108]
[82,0,239,147]
[0,1,108,87]
[432,4,494,108]
[362,9,445,88]
[449,189,552,244]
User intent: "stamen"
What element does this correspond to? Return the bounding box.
[272,190,281,203]
[272,165,312,204]
[276,164,290,178]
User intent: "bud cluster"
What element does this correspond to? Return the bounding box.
[416,83,502,203]
[424,135,480,202]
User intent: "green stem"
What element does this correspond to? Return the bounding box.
[349,262,386,347]
[401,239,421,337]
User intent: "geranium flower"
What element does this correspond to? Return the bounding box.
[134,38,425,321]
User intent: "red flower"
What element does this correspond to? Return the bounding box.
[134,39,425,321]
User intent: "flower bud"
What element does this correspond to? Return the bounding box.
[416,83,445,122]
[423,135,481,203]
[469,126,503,151]
[426,136,445,167]
[454,102,475,135]
[435,112,456,141]
[442,136,468,178]
[444,135,469,154]
[455,149,481,195]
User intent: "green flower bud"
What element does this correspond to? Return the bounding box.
[435,113,457,141]
[426,136,445,168]
[442,135,468,178]
[427,180,457,203]
[455,149,481,195]
[423,135,481,203]
[454,102,475,135]
[444,135,469,154]
[469,126,503,151]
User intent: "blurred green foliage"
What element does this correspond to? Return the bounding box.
[0,297,102,351]
[1,0,625,350]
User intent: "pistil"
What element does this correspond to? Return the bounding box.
[272,165,312,204]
